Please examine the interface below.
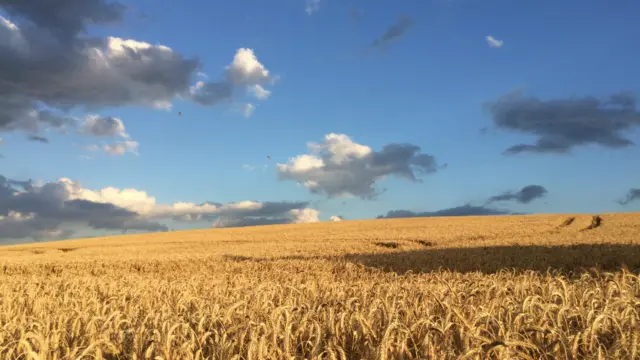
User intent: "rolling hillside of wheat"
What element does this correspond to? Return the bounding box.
[0,213,639,359]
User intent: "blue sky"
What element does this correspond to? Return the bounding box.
[1,0,640,243]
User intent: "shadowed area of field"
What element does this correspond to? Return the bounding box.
[343,243,640,274]
[224,243,640,275]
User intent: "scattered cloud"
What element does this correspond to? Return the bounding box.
[103,140,139,156]
[0,174,320,241]
[486,35,503,48]
[77,114,140,155]
[305,0,321,15]
[277,133,443,199]
[618,188,640,206]
[0,1,276,148]
[27,135,49,143]
[190,48,275,109]
[78,115,129,138]
[377,204,517,219]
[486,185,548,205]
[250,84,271,100]
[330,215,344,221]
[224,48,273,87]
[485,90,640,154]
[370,15,413,49]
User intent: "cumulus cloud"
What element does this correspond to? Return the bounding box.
[189,48,275,108]
[618,188,640,206]
[0,175,167,240]
[330,215,344,221]
[485,90,640,154]
[78,115,129,138]
[0,174,320,241]
[277,133,443,199]
[370,15,412,48]
[486,185,548,205]
[377,204,516,219]
[486,35,503,48]
[0,1,276,143]
[225,48,272,87]
[78,114,139,154]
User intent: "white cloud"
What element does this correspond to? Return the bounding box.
[103,140,139,156]
[250,84,271,100]
[277,133,443,198]
[486,35,504,48]
[188,48,275,114]
[330,215,344,221]
[225,48,272,86]
[290,208,320,223]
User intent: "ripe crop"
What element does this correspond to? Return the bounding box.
[0,213,638,359]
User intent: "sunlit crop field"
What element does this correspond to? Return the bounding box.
[1,213,639,359]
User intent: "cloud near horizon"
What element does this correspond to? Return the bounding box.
[377,184,546,220]
[276,133,443,199]
[618,188,640,206]
[0,174,320,242]
[377,204,518,219]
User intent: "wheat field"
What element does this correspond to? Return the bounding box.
[0,213,639,359]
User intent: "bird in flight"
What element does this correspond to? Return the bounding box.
[178,112,182,116]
